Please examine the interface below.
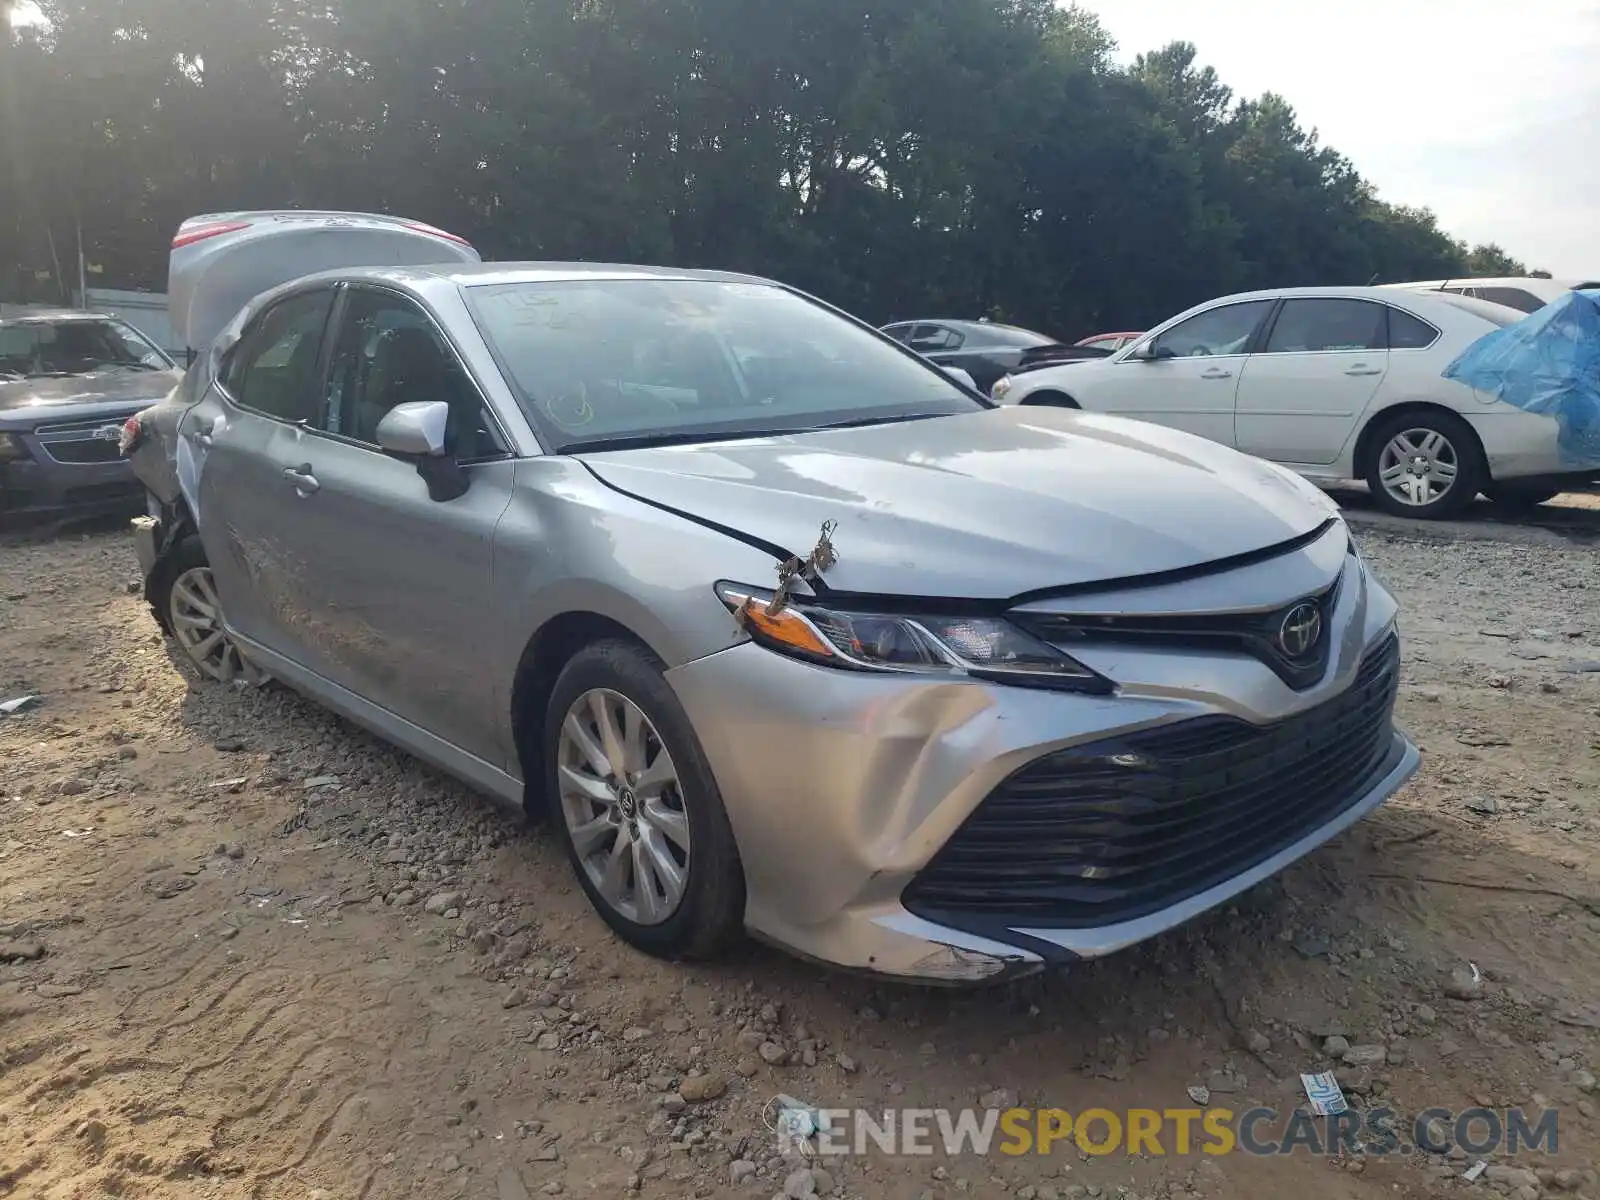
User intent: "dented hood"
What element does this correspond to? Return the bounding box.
[578,407,1338,598]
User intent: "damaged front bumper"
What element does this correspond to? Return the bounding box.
[665,555,1419,986]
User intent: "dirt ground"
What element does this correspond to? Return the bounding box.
[2,497,1598,1200]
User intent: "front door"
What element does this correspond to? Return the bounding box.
[257,285,517,764]
[1234,298,1389,465]
[1086,299,1275,447]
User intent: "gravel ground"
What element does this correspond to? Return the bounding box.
[1,508,1598,1200]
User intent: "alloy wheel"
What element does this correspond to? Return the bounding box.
[168,566,269,686]
[557,688,691,926]
[1377,427,1459,508]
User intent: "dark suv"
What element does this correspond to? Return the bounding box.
[0,311,182,528]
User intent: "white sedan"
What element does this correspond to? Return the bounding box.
[991,286,1593,519]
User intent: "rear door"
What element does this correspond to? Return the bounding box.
[190,285,340,669]
[1233,298,1389,465]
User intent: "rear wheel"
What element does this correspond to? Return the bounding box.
[544,639,745,960]
[1482,482,1560,511]
[1361,411,1485,519]
[155,537,270,686]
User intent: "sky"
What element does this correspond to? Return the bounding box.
[1080,0,1600,278]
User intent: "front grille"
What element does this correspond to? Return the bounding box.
[33,412,140,466]
[1013,568,1344,691]
[903,634,1401,930]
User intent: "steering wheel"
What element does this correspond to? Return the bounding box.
[1188,345,1212,357]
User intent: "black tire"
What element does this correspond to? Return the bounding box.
[1482,482,1560,511]
[1021,390,1080,409]
[1360,410,1486,520]
[147,534,209,636]
[542,639,746,961]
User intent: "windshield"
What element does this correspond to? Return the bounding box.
[463,279,985,452]
[1436,294,1525,328]
[0,318,174,379]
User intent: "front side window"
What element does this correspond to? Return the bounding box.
[1151,300,1273,358]
[1262,299,1385,354]
[0,318,172,380]
[463,278,983,452]
[222,290,335,423]
[322,289,504,458]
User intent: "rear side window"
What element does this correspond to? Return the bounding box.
[1386,307,1439,350]
[1262,299,1385,353]
[222,290,336,422]
[1477,287,1546,314]
[909,324,963,351]
[1435,294,1524,328]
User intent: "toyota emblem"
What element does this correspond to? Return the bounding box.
[1277,601,1323,658]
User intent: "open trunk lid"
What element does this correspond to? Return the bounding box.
[168,211,481,358]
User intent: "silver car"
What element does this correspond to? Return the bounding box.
[127,225,1419,984]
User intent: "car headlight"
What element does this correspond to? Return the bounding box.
[991,375,1015,402]
[0,433,29,463]
[715,583,1112,692]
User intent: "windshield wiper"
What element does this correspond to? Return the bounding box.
[560,429,779,454]
[809,412,954,432]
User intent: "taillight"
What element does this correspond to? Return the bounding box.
[118,415,144,456]
[402,221,474,249]
[172,220,251,249]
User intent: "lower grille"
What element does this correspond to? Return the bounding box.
[903,635,1401,930]
[42,439,122,464]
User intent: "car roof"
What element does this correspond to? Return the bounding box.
[1381,276,1588,290]
[317,261,784,289]
[0,309,119,327]
[883,318,1044,334]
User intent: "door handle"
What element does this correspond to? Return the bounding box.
[1344,365,1383,376]
[1200,368,1233,380]
[283,464,320,494]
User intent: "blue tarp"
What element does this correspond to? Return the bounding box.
[1443,289,1600,469]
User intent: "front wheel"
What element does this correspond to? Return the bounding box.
[543,639,745,961]
[1361,411,1485,519]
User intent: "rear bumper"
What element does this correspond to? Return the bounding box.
[132,514,161,577]
[1462,408,1593,482]
[0,457,143,526]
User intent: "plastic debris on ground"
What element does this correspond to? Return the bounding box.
[1300,1070,1348,1116]
[1463,1160,1488,1181]
[1443,288,1600,469]
[0,695,42,716]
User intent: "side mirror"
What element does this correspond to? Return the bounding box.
[376,400,450,457]
[941,365,978,389]
[1131,343,1172,362]
[375,400,469,502]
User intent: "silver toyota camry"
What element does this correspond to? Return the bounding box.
[126,212,1419,984]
